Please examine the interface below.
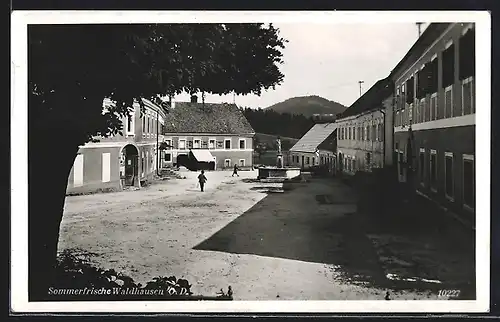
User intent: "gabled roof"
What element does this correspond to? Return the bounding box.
[339,77,393,119]
[317,129,337,152]
[290,122,337,153]
[163,102,255,134]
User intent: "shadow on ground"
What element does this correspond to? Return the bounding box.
[194,176,476,298]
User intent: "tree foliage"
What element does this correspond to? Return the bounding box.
[27,23,287,300]
[29,23,287,143]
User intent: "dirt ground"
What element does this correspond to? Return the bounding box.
[59,169,475,300]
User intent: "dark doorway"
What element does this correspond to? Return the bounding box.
[122,144,139,186]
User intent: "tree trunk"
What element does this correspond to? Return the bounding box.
[28,122,82,301]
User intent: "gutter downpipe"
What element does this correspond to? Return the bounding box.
[380,108,386,168]
[156,108,160,177]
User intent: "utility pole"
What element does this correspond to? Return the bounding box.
[416,22,423,37]
[358,80,364,97]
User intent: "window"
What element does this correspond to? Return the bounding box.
[146,116,150,134]
[428,57,439,94]
[416,64,428,100]
[306,157,310,165]
[209,139,215,149]
[445,86,453,118]
[353,127,356,140]
[442,42,455,88]
[366,125,370,141]
[463,154,475,210]
[444,152,454,200]
[164,153,171,162]
[430,93,438,121]
[430,150,437,191]
[419,148,425,185]
[239,139,246,149]
[193,139,201,149]
[372,124,376,141]
[202,140,208,149]
[239,159,245,167]
[225,139,231,149]
[348,127,351,140]
[142,115,145,132]
[462,77,474,115]
[406,76,415,105]
[459,26,475,81]
[225,159,231,167]
[127,115,132,133]
[165,139,172,150]
[187,140,193,149]
[179,139,186,150]
[366,153,371,168]
[357,127,361,141]
[352,158,356,171]
[216,141,224,149]
[312,157,315,165]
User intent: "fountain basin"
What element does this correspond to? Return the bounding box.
[257,166,301,180]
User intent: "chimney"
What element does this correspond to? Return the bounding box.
[190,95,198,103]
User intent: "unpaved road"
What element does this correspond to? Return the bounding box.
[59,169,474,300]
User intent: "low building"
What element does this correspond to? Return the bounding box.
[161,95,255,170]
[289,115,337,171]
[66,98,167,194]
[336,78,393,175]
[390,23,475,222]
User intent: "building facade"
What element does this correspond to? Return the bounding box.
[336,78,393,175]
[289,117,337,172]
[66,98,168,194]
[161,96,255,170]
[391,23,475,221]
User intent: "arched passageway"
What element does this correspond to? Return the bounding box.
[121,144,139,186]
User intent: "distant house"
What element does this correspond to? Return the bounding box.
[336,77,393,175]
[289,114,337,171]
[66,98,167,194]
[161,95,255,170]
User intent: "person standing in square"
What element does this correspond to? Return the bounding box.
[198,170,207,192]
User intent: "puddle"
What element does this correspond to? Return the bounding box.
[386,273,442,284]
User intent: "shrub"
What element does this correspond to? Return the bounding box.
[49,249,232,300]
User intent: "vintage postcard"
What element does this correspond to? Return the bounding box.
[10,10,490,313]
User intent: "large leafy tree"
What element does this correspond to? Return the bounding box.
[28,23,286,300]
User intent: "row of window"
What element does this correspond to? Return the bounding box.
[163,138,247,150]
[292,155,315,166]
[342,152,374,173]
[141,148,156,176]
[395,25,475,127]
[162,152,246,168]
[403,148,474,210]
[395,77,474,127]
[339,122,383,142]
[125,111,164,138]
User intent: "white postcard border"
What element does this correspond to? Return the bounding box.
[10,10,491,313]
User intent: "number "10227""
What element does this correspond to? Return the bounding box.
[438,289,461,297]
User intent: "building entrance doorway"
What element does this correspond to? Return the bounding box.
[121,144,139,186]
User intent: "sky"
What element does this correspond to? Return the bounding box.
[174,22,429,109]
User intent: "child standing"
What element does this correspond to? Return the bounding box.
[198,170,207,192]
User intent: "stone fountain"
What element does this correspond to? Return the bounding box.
[257,136,301,181]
